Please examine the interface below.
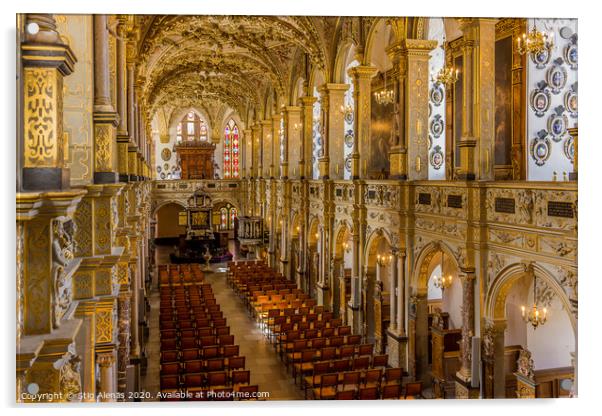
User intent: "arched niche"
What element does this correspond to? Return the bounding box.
[154,201,187,240]
[332,221,352,319]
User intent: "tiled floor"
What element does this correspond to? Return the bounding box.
[141,245,303,401]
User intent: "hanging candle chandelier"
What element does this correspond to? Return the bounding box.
[373,70,394,105]
[433,251,452,289]
[517,21,555,56]
[521,270,548,330]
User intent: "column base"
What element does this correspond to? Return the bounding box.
[22,167,70,191]
[455,373,480,399]
[386,329,408,369]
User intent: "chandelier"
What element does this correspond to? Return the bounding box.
[517,22,555,56]
[433,251,453,289]
[432,66,459,88]
[376,253,392,267]
[521,272,548,329]
[373,70,395,105]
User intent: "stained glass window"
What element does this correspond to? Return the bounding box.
[220,208,227,230]
[178,110,208,142]
[223,119,239,179]
[229,207,237,229]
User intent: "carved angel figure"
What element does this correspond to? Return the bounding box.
[51,219,75,328]
[517,348,535,380]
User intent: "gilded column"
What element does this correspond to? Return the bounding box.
[261,120,272,178]
[457,18,497,180]
[318,83,349,179]
[283,106,301,178]
[298,96,317,179]
[347,66,378,179]
[389,251,397,331]
[21,14,76,191]
[251,125,260,179]
[271,114,281,179]
[93,15,119,184]
[116,17,129,183]
[390,40,437,180]
[242,128,252,179]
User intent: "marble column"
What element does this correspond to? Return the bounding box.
[283,106,301,178]
[93,14,119,184]
[347,66,378,179]
[21,13,76,191]
[97,351,117,402]
[298,96,317,179]
[457,18,497,180]
[457,270,476,383]
[318,83,349,179]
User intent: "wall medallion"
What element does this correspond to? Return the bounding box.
[530,130,552,166]
[344,110,354,124]
[430,84,444,106]
[163,163,170,171]
[564,36,578,70]
[547,106,569,142]
[564,136,575,163]
[530,82,551,117]
[161,147,172,161]
[530,46,551,69]
[430,114,444,139]
[344,130,354,148]
[156,166,162,173]
[565,83,578,118]
[429,145,444,170]
[160,172,166,179]
[344,154,352,172]
[547,59,567,94]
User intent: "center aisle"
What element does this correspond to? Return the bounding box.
[204,267,303,400]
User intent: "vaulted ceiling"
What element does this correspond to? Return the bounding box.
[135,15,333,124]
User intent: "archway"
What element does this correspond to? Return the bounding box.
[483,263,576,398]
[289,212,301,285]
[363,228,394,352]
[409,241,461,387]
[154,202,187,243]
[332,222,353,320]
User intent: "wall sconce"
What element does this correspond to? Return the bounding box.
[376,254,393,267]
[342,242,350,253]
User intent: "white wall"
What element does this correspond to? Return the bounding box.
[154,130,180,180]
[427,265,443,300]
[428,17,446,180]
[526,18,578,181]
[441,275,462,329]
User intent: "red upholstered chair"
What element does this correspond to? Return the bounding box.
[200,335,217,347]
[404,381,424,399]
[215,326,230,336]
[320,346,337,361]
[222,344,240,358]
[332,358,351,373]
[384,368,403,385]
[339,345,355,359]
[340,371,360,394]
[313,373,338,400]
[363,369,383,389]
[372,354,388,369]
[160,375,180,390]
[335,390,355,400]
[218,334,235,346]
[180,337,198,350]
[161,339,178,351]
[202,346,219,359]
[231,370,251,386]
[160,362,180,376]
[337,326,351,336]
[352,356,370,371]
[207,371,228,389]
[205,358,225,372]
[346,334,362,345]
[358,344,374,357]
[161,350,179,363]
[180,348,200,362]
[211,387,234,401]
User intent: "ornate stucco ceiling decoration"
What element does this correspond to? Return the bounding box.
[135,15,328,127]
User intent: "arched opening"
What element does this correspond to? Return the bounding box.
[332,223,353,321]
[310,69,325,180]
[154,202,187,244]
[364,230,394,352]
[484,263,576,398]
[223,119,240,179]
[410,242,462,390]
[289,213,301,286]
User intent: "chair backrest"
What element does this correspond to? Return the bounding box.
[313,361,330,375]
[333,359,351,372]
[346,334,361,345]
[358,344,374,356]
[183,373,203,388]
[336,390,355,400]
[343,371,360,385]
[321,373,338,387]
[381,383,401,399]
[232,370,251,385]
[184,360,203,373]
[160,362,180,375]
[385,367,403,382]
[405,381,423,398]
[161,350,179,363]
[321,346,337,361]
[202,346,219,359]
[301,349,316,362]
[372,354,388,368]
[238,385,259,396]
[208,371,227,386]
[206,358,225,372]
[339,345,355,358]
[365,369,382,383]
[353,356,370,370]
[223,344,239,357]
[359,387,378,400]
[228,356,245,370]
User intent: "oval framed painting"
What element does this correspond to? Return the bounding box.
[430,115,444,139]
[161,147,172,161]
[530,89,551,117]
[430,84,444,106]
[547,65,567,94]
[344,154,352,172]
[344,130,354,148]
[564,43,578,70]
[344,110,354,124]
[530,47,551,69]
[547,112,569,142]
[530,136,551,166]
[564,136,575,162]
[160,172,166,180]
[565,90,578,118]
[429,145,444,170]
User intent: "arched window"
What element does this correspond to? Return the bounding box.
[223,119,240,178]
[229,207,237,229]
[220,207,228,230]
[176,110,208,143]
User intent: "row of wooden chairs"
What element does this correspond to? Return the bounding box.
[161,345,242,363]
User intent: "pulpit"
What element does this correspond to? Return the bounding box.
[430,310,461,398]
[175,141,216,179]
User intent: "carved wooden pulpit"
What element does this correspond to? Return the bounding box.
[175,141,216,179]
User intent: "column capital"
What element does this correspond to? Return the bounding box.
[347,65,379,80]
[298,96,317,107]
[318,83,350,93]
